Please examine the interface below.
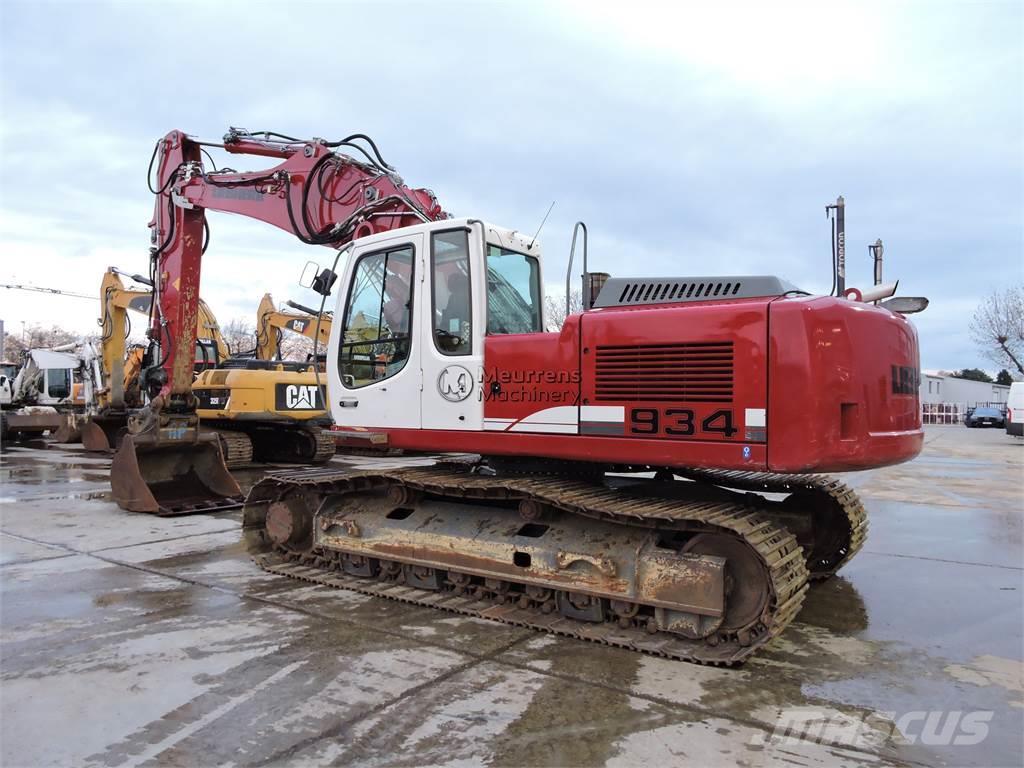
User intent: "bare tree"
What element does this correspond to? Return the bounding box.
[544,289,584,331]
[970,285,1024,375]
[219,318,257,357]
[280,333,316,362]
[3,324,82,359]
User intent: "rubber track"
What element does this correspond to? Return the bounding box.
[248,466,810,665]
[673,468,868,580]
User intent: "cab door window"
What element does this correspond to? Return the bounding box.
[486,245,542,334]
[338,245,414,388]
[432,230,472,355]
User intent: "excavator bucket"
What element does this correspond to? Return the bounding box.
[52,414,82,444]
[80,415,127,452]
[111,432,243,516]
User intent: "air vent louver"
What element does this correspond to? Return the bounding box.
[592,275,797,308]
[594,342,734,403]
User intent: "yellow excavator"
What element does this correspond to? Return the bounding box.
[80,268,335,466]
[65,268,226,448]
[254,293,332,361]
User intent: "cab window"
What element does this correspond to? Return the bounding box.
[432,230,472,355]
[338,245,414,388]
[486,245,542,334]
[46,368,71,399]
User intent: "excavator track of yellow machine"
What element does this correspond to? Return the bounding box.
[243,463,811,665]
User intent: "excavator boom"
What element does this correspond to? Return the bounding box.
[112,128,446,513]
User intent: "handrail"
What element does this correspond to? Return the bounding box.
[565,221,588,315]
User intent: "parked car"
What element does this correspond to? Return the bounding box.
[1007,383,1024,437]
[965,406,1004,428]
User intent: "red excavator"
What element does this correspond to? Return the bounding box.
[113,127,924,663]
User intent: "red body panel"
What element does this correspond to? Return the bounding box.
[766,296,923,472]
[390,294,923,475]
[482,321,581,422]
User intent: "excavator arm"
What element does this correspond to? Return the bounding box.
[113,128,446,514]
[144,128,444,406]
[254,293,332,361]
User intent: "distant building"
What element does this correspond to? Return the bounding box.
[920,371,1010,405]
[919,371,1010,424]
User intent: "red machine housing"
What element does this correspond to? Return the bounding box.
[385,293,923,474]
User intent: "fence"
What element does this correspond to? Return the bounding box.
[922,402,1008,425]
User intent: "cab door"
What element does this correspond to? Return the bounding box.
[329,232,424,429]
[420,227,484,431]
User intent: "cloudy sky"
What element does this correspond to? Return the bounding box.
[1,0,1021,371]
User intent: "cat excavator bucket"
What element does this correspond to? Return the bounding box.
[111,428,242,516]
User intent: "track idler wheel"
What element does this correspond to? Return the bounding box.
[266,498,315,550]
[782,491,851,577]
[683,533,769,636]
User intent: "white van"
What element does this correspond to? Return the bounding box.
[1007,382,1024,437]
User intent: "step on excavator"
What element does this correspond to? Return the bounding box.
[112,127,925,662]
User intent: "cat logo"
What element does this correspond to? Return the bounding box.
[275,383,323,410]
[437,365,473,402]
[288,319,309,333]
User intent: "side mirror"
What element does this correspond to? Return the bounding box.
[299,261,337,297]
[312,269,337,297]
[299,261,322,290]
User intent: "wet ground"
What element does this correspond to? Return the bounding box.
[1,426,1021,767]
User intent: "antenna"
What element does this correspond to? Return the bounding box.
[527,201,555,251]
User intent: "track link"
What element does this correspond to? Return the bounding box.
[214,429,254,468]
[310,428,336,464]
[673,468,867,580]
[246,465,810,665]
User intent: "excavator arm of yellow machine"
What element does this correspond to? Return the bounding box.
[77,268,230,457]
[254,293,332,361]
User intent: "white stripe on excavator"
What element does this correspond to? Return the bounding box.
[486,405,625,433]
[508,422,578,434]
[484,419,515,431]
[580,405,625,423]
[518,406,578,426]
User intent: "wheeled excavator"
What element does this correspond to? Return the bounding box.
[80,268,333,467]
[111,127,924,663]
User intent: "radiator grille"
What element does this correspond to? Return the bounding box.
[593,342,734,403]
